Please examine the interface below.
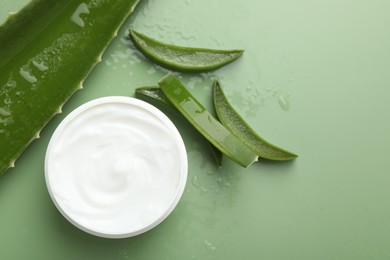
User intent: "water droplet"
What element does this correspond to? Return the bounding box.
[111,50,132,63]
[6,80,17,89]
[0,107,11,116]
[32,60,49,71]
[0,116,14,126]
[19,68,37,83]
[3,97,12,105]
[191,174,200,188]
[147,66,156,74]
[278,94,290,111]
[204,240,216,250]
[71,3,90,28]
[186,76,203,89]
[128,54,142,65]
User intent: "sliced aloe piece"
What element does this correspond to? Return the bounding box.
[213,81,297,160]
[129,29,244,72]
[0,0,142,176]
[158,73,258,168]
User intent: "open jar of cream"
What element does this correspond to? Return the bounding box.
[45,96,188,238]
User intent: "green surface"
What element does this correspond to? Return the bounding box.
[1,0,390,259]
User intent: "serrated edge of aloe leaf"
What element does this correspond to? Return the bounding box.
[129,29,244,72]
[0,0,142,176]
[213,80,298,161]
[158,73,258,168]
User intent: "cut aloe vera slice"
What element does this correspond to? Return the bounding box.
[213,81,297,160]
[129,29,244,72]
[158,73,258,168]
[0,0,142,176]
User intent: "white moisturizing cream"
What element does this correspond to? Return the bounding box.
[45,96,187,238]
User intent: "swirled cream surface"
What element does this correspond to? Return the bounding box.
[45,97,187,238]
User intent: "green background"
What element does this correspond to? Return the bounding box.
[1,0,390,259]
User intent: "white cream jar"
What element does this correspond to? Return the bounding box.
[45,96,187,238]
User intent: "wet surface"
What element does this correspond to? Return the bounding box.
[1,0,390,259]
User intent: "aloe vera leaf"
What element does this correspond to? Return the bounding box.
[135,86,223,166]
[0,0,142,176]
[213,81,298,160]
[129,29,244,72]
[158,73,258,168]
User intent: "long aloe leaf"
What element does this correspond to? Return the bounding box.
[0,0,141,176]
